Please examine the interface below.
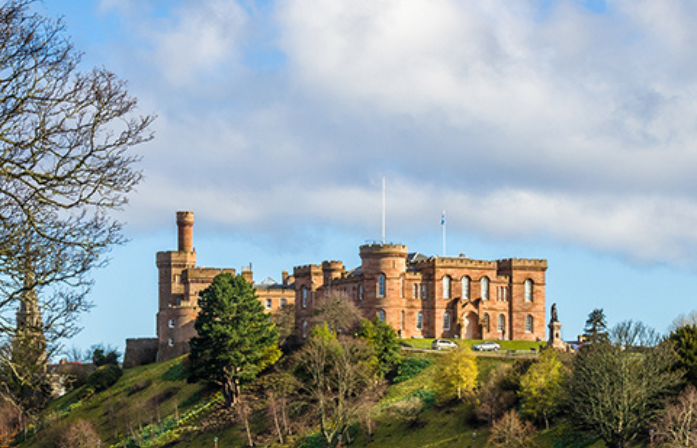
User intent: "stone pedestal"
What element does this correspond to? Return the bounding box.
[547,321,566,350]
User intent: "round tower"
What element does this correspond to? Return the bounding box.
[176,211,195,252]
[359,244,408,325]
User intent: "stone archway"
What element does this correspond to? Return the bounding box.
[463,312,479,340]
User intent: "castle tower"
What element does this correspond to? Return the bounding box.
[156,211,198,362]
[359,243,408,331]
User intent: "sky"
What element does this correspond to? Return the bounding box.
[35,0,697,354]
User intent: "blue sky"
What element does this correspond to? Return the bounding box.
[37,0,697,354]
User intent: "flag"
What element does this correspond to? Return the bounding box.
[441,210,446,226]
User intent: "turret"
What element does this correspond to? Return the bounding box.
[176,211,195,252]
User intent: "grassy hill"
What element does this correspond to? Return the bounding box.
[15,344,637,448]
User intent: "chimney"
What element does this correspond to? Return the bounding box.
[282,270,289,285]
[176,211,194,252]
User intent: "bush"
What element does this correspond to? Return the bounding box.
[86,364,122,392]
[393,357,433,383]
[58,419,99,448]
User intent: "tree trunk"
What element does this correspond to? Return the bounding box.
[269,392,284,444]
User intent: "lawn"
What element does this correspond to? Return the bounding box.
[401,338,545,352]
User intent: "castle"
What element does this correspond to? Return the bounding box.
[124,211,547,367]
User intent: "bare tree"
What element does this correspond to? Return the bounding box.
[610,320,662,350]
[655,385,697,448]
[487,410,536,448]
[0,0,153,413]
[476,363,517,425]
[311,292,363,336]
[670,311,697,333]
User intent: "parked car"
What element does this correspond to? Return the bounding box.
[473,341,501,351]
[431,339,458,350]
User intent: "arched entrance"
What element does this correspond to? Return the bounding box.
[462,312,479,339]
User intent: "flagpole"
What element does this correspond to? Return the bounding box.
[441,210,446,257]
[382,177,386,245]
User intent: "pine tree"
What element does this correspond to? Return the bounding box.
[188,273,281,407]
[583,308,609,344]
[668,324,697,386]
[358,317,403,378]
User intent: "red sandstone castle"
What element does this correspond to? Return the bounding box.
[124,211,547,367]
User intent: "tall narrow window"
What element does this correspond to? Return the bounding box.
[525,315,533,333]
[302,320,308,338]
[416,312,423,330]
[498,314,505,333]
[265,298,272,309]
[481,277,490,301]
[524,279,533,302]
[400,310,405,330]
[168,319,175,329]
[378,310,386,321]
[280,298,287,308]
[462,276,470,300]
[442,276,452,299]
[302,287,308,308]
[168,338,174,347]
[483,313,490,332]
[378,274,386,298]
[400,276,404,297]
[413,284,419,299]
[443,312,451,331]
[359,284,364,301]
[422,284,427,300]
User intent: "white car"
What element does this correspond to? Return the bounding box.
[431,339,458,350]
[473,341,501,351]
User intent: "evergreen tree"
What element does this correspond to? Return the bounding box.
[188,273,281,407]
[358,317,403,378]
[668,324,697,385]
[583,308,609,344]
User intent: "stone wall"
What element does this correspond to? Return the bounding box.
[124,338,159,368]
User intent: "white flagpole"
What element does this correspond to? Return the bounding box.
[382,177,386,245]
[441,210,446,256]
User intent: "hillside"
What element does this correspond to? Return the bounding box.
[15,343,635,448]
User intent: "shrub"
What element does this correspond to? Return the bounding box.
[58,419,99,448]
[393,357,433,383]
[86,364,122,392]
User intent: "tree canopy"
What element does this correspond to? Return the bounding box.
[188,273,281,407]
[668,324,697,386]
[583,308,609,344]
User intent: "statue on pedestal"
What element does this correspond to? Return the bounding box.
[547,303,566,350]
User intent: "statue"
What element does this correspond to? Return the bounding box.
[551,303,558,323]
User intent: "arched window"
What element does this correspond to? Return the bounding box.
[422,284,428,300]
[525,315,533,333]
[481,277,490,300]
[498,314,505,333]
[462,276,470,300]
[168,338,174,347]
[416,312,423,330]
[378,310,386,322]
[168,319,175,329]
[302,287,308,308]
[443,312,451,331]
[483,313,490,332]
[359,284,364,301]
[413,284,419,299]
[401,310,405,330]
[378,274,386,297]
[524,279,533,302]
[400,276,404,297]
[302,320,308,338]
[442,276,452,299]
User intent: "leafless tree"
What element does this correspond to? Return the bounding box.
[476,363,517,425]
[654,385,697,448]
[311,292,363,336]
[610,320,662,350]
[487,409,536,448]
[670,311,697,333]
[0,0,153,412]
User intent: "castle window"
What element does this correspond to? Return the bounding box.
[401,310,405,330]
[359,284,364,301]
[280,298,287,308]
[378,310,386,322]
[481,277,490,301]
[400,276,404,298]
[498,286,509,302]
[498,314,505,333]
[483,313,490,332]
[421,284,427,300]
[168,319,175,328]
[174,274,181,285]
[168,338,174,347]
[378,274,386,298]
[414,284,419,299]
[265,298,272,309]
[302,320,308,339]
[416,312,423,330]
[525,279,533,302]
[442,275,452,299]
[525,315,533,333]
[302,287,308,308]
[443,312,451,331]
[462,276,470,300]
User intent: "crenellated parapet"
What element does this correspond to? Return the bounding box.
[294,264,323,277]
[359,243,409,258]
[496,258,548,271]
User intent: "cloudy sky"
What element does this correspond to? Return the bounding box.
[39,0,697,352]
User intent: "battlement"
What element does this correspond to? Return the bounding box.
[359,243,409,258]
[156,250,196,267]
[413,256,497,269]
[294,264,323,276]
[496,258,548,270]
[184,267,236,280]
